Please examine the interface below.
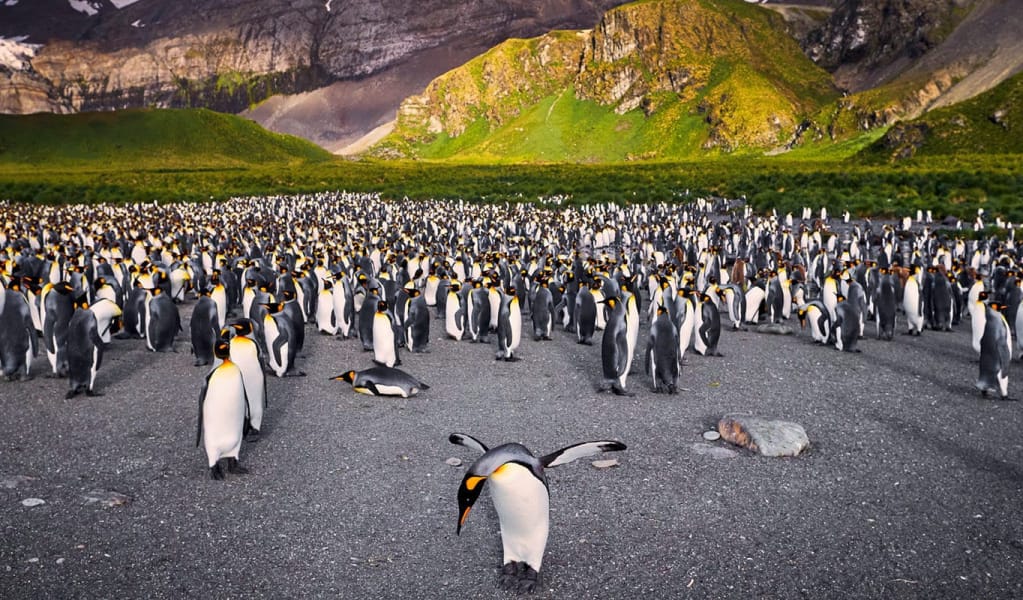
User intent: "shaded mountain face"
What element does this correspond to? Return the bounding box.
[0,0,626,146]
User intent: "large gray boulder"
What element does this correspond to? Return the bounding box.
[717,416,810,457]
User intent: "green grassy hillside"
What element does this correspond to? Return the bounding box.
[860,71,1023,161]
[0,108,332,170]
[378,0,839,161]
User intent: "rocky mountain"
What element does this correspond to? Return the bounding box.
[802,0,1023,135]
[377,0,839,159]
[1,0,1021,158]
[0,0,627,150]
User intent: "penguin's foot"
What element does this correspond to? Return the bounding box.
[499,561,540,594]
[504,355,521,362]
[209,463,225,480]
[193,360,209,367]
[244,429,261,443]
[226,458,248,475]
[65,388,81,399]
[283,370,307,377]
[85,389,103,397]
[612,384,635,397]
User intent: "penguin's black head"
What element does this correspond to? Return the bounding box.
[330,370,356,384]
[456,470,489,535]
[214,340,232,361]
[377,300,389,312]
[231,319,254,336]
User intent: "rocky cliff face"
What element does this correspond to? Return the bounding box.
[802,0,1022,137]
[0,0,626,146]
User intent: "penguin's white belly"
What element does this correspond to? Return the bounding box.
[359,383,408,397]
[317,292,336,333]
[678,310,694,355]
[745,288,765,322]
[971,306,986,354]
[202,364,246,467]
[509,309,521,351]
[373,315,396,366]
[446,295,463,339]
[489,463,550,571]
[231,338,265,430]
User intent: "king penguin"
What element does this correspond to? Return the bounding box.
[694,292,723,357]
[495,286,522,361]
[874,268,897,341]
[977,302,1012,400]
[405,288,431,353]
[222,319,266,441]
[647,306,680,394]
[530,279,554,341]
[65,297,104,398]
[445,281,467,340]
[903,265,925,336]
[196,340,249,480]
[42,280,74,376]
[0,280,37,380]
[330,365,429,398]
[145,286,181,352]
[190,289,220,366]
[450,433,626,594]
[598,296,632,395]
[372,299,401,367]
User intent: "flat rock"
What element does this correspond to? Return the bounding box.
[83,490,132,508]
[702,430,721,441]
[691,443,738,459]
[591,459,619,469]
[717,416,809,457]
[444,457,462,467]
[21,497,46,507]
[755,323,794,335]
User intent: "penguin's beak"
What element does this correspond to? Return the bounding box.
[456,473,488,535]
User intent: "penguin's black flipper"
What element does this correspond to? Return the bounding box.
[541,440,627,468]
[196,374,212,448]
[449,433,489,453]
[363,380,382,396]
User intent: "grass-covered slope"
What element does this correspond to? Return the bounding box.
[860,71,1023,161]
[377,0,839,161]
[0,108,332,170]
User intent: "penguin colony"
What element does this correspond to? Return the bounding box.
[0,195,1019,591]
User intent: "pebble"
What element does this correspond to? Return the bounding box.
[702,430,721,441]
[83,490,131,508]
[27,558,38,564]
[444,457,462,467]
[56,558,65,565]
[21,498,46,507]
[591,459,619,469]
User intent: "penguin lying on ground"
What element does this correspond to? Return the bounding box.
[331,366,429,398]
[450,433,626,594]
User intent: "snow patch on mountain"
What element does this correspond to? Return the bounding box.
[0,36,42,71]
[111,0,143,8]
[68,0,102,16]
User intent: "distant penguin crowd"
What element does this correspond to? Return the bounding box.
[0,193,1019,591]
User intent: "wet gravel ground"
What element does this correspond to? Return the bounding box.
[2,300,1023,599]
